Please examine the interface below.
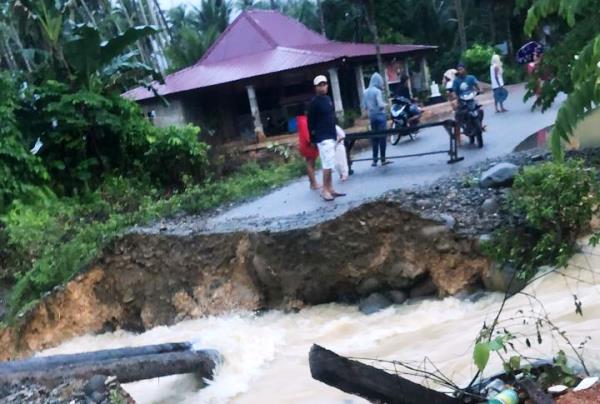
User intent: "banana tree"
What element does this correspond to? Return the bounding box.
[63,23,160,90]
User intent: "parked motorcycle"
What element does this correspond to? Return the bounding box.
[456,90,484,148]
[389,96,422,145]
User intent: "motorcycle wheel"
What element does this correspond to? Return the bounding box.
[474,121,484,148]
[390,123,401,145]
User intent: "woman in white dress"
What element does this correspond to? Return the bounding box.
[490,54,508,113]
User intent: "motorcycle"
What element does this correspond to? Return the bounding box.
[456,90,484,148]
[389,96,422,145]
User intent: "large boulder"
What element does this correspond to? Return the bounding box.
[479,163,519,188]
[481,263,527,294]
[359,293,393,315]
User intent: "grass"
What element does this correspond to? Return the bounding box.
[1,157,306,320]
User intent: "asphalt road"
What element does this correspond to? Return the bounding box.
[144,84,565,235]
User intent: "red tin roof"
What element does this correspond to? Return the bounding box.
[124,10,435,101]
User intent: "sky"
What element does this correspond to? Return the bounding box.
[158,0,195,10]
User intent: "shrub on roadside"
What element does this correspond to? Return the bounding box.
[483,160,599,277]
[463,43,497,79]
[144,124,210,188]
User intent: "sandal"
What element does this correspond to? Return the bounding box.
[321,192,334,202]
[332,192,346,197]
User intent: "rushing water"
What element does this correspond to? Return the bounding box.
[40,242,600,404]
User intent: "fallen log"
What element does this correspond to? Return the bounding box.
[309,344,460,404]
[0,349,222,387]
[0,342,193,374]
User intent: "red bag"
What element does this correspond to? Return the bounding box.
[297,115,318,160]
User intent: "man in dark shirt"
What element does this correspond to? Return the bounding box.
[307,75,346,201]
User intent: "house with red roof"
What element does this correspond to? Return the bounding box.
[124,9,436,143]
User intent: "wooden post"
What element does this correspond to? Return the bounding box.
[328,67,344,119]
[246,85,265,141]
[405,60,414,99]
[355,65,366,116]
[421,56,431,94]
[454,120,461,146]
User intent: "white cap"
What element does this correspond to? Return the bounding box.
[313,75,328,86]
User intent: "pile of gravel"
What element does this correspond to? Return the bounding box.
[385,149,551,236]
[0,375,135,404]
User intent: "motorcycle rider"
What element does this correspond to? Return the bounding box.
[450,63,484,130]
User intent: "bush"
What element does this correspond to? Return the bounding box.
[144,125,210,188]
[463,43,497,80]
[0,73,50,212]
[340,110,360,129]
[483,160,599,276]
[503,64,526,85]
[16,80,210,194]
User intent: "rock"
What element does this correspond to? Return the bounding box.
[478,234,492,248]
[357,278,381,296]
[420,225,448,237]
[386,290,408,304]
[435,241,452,253]
[530,153,545,162]
[84,375,107,396]
[409,278,437,298]
[481,197,499,213]
[479,162,519,188]
[91,391,105,403]
[465,290,487,302]
[416,199,433,209]
[440,213,456,230]
[481,263,527,294]
[359,293,393,315]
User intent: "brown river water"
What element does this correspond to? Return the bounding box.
[39,240,600,403]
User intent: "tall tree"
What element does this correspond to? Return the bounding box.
[316,0,325,36]
[164,0,231,72]
[454,0,467,52]
[358,0,388,96]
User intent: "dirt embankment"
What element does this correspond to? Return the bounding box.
[0,201,490,361]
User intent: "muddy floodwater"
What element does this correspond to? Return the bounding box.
[40,240,600,404]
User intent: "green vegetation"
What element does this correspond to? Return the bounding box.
[517,0,600,159]
[3,157,305,319]
[463,44,497,80]
[0,0,307,320]
[483,160,599,278]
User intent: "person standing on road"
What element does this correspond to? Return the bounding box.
[363,72,392,167]
[296,114,320,190]
[308,75,346,202]
[490,54,508,113]
[442,68,457,95]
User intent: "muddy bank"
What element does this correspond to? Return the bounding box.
[0,201,489,360]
